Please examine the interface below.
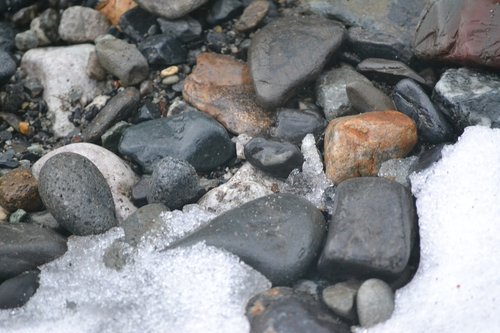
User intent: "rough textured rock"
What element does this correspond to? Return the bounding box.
[38,153,117,236]
[183,53,274,136]
[270,109,326,145]
[0,168,42,212]
[317,177,416,279]
[249,15,345,108]
[157,16,203,44]
[324,111,417,184]
[356,279,395,327]
[135,0,208,19]
[121,203,169,246]
[0,270,39,309]
[357,58,427,85]
[346,80,394,114]
[170,193,326,285]
[58,6,110,43]
[30,8,59,46]
[235,0,270,32]
[322,280,361,321]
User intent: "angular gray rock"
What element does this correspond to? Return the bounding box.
[135,0,209,19]
[58,6,110,43]
[346,80,394,114]
[356,279,395,327]
[121,203,169,246]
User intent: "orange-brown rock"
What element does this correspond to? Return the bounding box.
[183,52,274,136]
[324,111,417,184]
[0,168,43,212]
[97,0,137,26]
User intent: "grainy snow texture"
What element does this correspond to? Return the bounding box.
[359,126,500,333]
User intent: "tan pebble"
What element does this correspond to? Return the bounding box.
[160,66,179,78]
[162,75,180,85]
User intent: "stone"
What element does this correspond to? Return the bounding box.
[15,30,38,51]
[357,58,427,85]
[21,44,107,137]
[11,4,38,26]
[324,111,417,184]
[32,143,139,222]
[157,16,202,45]
[356,279,395,327]
[235,0,269,32]
[0,270,39,309]
[121,203,169,246]
[433,68,500,132]
[414,0,500,69]
[0,223,67,280]
[38,153,117,236]
[322,280,361,321]
[135,0,208,19]
[183,53,274,136]
[30,8,59,46]
[58,6,110,43]
[161,75,179,85]
[82,87,140,143]
[378,156,418,188]
[411,143,445,173]
[346,80,394,114]
[0,168,42,212]
[0,22,16,52]
[244,137,304,179]
[249,15,345,108]
[9,209,28,224]
[316,64,371,120]
[246,287,350,333]
[133,101,160,123]
[118,110,235,173]
[101,121,131,154]
[118,7,158,43]
[131,176,150,207]
[317,177,416,279]
[392,79,455,144]
[207,0,244,25]
[28,210,60,230]
[86,50,107,81]
[97,0,137,26]
[147,156,202,210]
[95,35,149,86]
[0,50,16,87]
[138,34,187,68]
[170,193,326,285]
[270,109,326,145]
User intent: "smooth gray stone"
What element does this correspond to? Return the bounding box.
[0,270,39,309]
[357,58,427,85]
[346,80,394,114]
[270,109,326,145]
[58,6,110,43]
[122,203,169,246]
[356,279,395,327]
[135,0,208,19]
[322,280,361,321]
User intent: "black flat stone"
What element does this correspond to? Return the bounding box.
[0,270,39,309]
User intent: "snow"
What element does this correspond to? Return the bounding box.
[358,126,500,333]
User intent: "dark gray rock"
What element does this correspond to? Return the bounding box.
[207,0,243,25]
[169,193,327,285]
[118,7,159,43]
[135,0,208,19]
[393,79,454,144]
[30,8,60,46]
[138,34,187,68]
[118,110,235,173]
[346,80,394,114]
[0,0,37,13]
[83,87,140,143]
[0,270,39,309]
[357,58,427,85]
[101,121,132,154]
[317,177,415,279]
[411,143,445,173]
[249,15,345,108]
[0,50,16,86]
[270,109,326,145]
[246,287,350,333]
[356,279,394,327]
[147,156,202,209]
[244,137,304,179]
[133,101,160,123]
[38,152,117,236]
[131,176,150,207]
[0,223,66,280]
[433,68,500,132]
[122,203,169,246]
[322,280,361,321]
[157,16,202,45]
[0,22,16,52]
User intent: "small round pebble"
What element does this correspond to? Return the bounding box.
[356,278,395,327]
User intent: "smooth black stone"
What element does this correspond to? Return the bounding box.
[244,137,304,179]
[38,153,117,236]
[131,176,151,207]
[392,79,454,144]
[357,58,427,86]
[133,101,160,123]
[246,287,350,333]
[270,109,326,145]
[169,193,327,285]
[411,143,446,173]
[83,87,140,143]
[0,50,16,86]
[138,34,187,68]
[0,270,39,309]
[207,0,243,25]
[157,16,202,46]
[122,203,169,246]
[118,110,235,173]
[318,177,416,280]
[118,7,159,42]
[0,223,67,280]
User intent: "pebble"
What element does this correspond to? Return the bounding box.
[121,203,169,246]
[356,279,395,327]
[322,280,361,321]
[118,7,159,43]
[183,52,274,136]
[346,80,394,114]
[207,0,244,25]
[324,111,417,184]
[318,177,416,278]
[15,30,38,51]
[131,176,150,207]
[58,6,110,43]
[0,223,67,280]
[138,34,187,68]
[0,168,42,212]
[86,50,107,81]
[157,16,203,45]
[160,66,179,77]
[161,75,179,85]
[27,210,60,230]
[378,156,418,188]
[235,0,269,32]
[249,16,345,108]
[134,0,208,19]
[0,270,39,309]
[411,143,445,173]
[101,121,131,153]
[133,101,160,123]
[270,108,326,145]
[357,58,427,86]
[170,193,326,285]
[30,8,59,46]
[8,209,27,224]
[0,50,16,86]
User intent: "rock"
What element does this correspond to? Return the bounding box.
[235,0,269,32]
[58,6,110,43]
[0,270,39,309]
[101,121,131,154]
[134,0,208,19]
[317,177,416,278]
[9,209,28,224]
[246,287,350,333]
[414,0,500,69]
[0,223,67,280]
[97,0,138,26]
[82,87,140,143]
[207,0,243,25]
[157,16,202,45]
[270,109,326,145]
[118,110,235,173]
[138,34,187,68]
[131,176,150,207]
[244,137,304,179]
[0,150,18,168]
[30,8,59,46]
[147,156,202,210]
[392,79,455,144]
[433,68,500,132]
[38,153,117,236]
[170,193,326,284]
[249,16,345,108]
[15,30,38,51]
[378,156,418,188]
[356,279,395,327]
[346,80,394,114]
[86,50,107,81]
[316,63,371,120]
[95,35,149,86]
[411,143,445,173]
[0,50,16,86]
[28,210,60,230]
[121,203,169,246]
[0,22,16,52]
[324,111,417,184]
[322,280,361,321]
[0,168,42,212]
[183,53,274,136]
[20,44,106,137]
[133,101,160,123]
[356,58,427,85]
[32,143,139,222]
[11,4,39,27]
[118,7,158,43]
